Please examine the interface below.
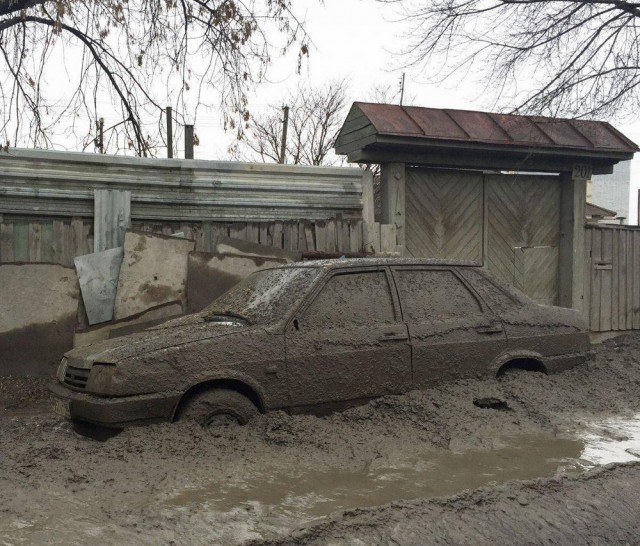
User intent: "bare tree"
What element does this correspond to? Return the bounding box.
[235,80,347,165]
[0,0,310,155]
[382,0,640,119]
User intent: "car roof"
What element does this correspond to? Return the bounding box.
[284,257,483,269]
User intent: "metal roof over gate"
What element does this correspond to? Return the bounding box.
[336,102,638,174]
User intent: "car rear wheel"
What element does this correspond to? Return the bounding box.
[180,389,259,427]
[497,359,546,378]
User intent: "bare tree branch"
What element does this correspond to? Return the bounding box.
[383,0,640,119]
[0,0,312,154]
[234,80,347,166]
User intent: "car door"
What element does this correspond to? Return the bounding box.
[285,268,412,412]
[391,266,507,387]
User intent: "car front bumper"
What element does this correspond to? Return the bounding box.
[49,381,181,428]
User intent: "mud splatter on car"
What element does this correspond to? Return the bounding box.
[50,259,591,428]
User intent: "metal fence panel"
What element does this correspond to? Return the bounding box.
[0,149,365,221]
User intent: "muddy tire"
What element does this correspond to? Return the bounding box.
[180,389,258,427]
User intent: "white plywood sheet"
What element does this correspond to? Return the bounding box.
[74,247,124,325]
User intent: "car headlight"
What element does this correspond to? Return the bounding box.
[86,363,117,393]
[57,357,68,383]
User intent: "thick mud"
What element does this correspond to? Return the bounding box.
[252,463,640,546]
[1,333,640,545]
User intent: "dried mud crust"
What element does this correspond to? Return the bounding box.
[0,376,53,410]
[0,333,639,545]
[179,388,260,425]
[250,462,640,546]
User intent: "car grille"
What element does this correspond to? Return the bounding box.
[63,366,90,389]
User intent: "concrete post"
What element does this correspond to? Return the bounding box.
[559,165,589,314]
[380,162,406,254]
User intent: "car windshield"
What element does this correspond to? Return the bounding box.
[201,266,321,325]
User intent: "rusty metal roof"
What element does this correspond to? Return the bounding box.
[351,102,638,153]
[335,103,638,173]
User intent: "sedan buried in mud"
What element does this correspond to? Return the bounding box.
[51,259,591,428]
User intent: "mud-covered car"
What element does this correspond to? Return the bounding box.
[50,259,591,428]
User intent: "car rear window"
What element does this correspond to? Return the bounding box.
[393,269,482,321]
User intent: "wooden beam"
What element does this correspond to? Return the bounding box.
[346,148,618,175]
[380,163,405,254]
[361,170,375,224]
[363,222,381,254]
[558,169,587,314]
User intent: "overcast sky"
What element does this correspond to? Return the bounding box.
[193,0,640,223]
[37,0,640,223]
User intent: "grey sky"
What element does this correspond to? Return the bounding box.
[15,0,640,222]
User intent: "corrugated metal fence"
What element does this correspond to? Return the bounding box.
[585,224,640,332]
[0,149,368,222]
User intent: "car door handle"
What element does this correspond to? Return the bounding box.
[476,324,503,335]
[379,332,409,342]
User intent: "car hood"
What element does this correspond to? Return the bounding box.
[64,314,248,369]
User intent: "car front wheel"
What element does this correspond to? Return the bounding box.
[180,389,259,427]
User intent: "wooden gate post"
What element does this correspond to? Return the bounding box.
[559,165,590,314]
[380,162,405,255]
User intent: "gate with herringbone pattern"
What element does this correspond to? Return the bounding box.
[486,174,560,305]
[405,168,483,263]
[405,169,561,306]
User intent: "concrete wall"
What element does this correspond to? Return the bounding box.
[114,231,195,320]
[187,237,300,313]
[0,263,79,377]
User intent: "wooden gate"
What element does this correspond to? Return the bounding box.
[405,169,483,262]
[485,174,561,305]
[405,169,561,306]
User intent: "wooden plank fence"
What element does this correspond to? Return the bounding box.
[0,217,92,267]
[0,215,398,267]
[584,224,640,332]
[2,213,639,334]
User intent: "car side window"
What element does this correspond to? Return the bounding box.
[301,271,395,328]
[393,269,482,322]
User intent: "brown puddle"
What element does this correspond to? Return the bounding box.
[4,415,640,546]
[161,416,640,541]
[166,435,583,516]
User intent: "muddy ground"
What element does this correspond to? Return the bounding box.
[1,333,640,545]
[254,463,640,546]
